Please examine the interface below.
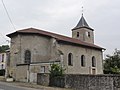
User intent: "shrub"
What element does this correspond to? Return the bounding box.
[49,63,65,78]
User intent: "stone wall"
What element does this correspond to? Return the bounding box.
[37,73,49,86]
[38,74,120,90]
[65,74,120,90]
[49,76,65,88]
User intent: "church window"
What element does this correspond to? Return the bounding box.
[92,56,96,67]
[86,31,90,37]
[24,50,31,64]
[77,32,79,37]
[88,32,90,37]
[81,55,85,67]
[68,53,73,66]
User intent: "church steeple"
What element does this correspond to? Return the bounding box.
[72,15,94,44]
[72,15,93,31]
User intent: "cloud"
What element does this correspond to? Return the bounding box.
[0,0,120,55]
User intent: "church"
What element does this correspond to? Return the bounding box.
[7,15,104,82]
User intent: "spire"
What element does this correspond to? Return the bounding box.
[72,15,93,31]
[81,6,84,16]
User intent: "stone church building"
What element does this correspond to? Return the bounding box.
[7,15,104,82]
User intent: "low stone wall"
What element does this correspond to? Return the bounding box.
[49,76,65,88]
[37,73,49,86]
[37,74,120,90]
[65,74,120,90]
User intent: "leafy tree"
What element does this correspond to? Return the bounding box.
[49,63,65,77]
[104,49,120,74]
[0,45,9,53]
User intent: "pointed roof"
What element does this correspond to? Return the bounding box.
[72,15,93,31]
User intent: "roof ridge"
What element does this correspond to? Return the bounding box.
[7,28,104,50]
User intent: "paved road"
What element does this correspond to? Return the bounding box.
[0,82,40,90]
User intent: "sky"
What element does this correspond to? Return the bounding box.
[0,0,120,56]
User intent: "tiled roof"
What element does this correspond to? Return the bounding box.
[7,28,104,50]
[72,15,93,30]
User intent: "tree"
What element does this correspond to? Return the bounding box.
[0,45,9,53]
[104,49,120,74]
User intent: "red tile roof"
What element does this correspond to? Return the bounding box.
[7,28,104,50]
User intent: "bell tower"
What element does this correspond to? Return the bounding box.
[72,15,94,44]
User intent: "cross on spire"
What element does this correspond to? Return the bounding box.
[82,6,84,16]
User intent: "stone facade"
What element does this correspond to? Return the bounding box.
[58,43,103,74]
[72,28,94,43]
[7,15,104,82]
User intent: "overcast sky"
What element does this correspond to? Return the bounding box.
[0,0,120,55]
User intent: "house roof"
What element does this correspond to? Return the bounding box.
[72,15,93,31]
[7,28,104,50]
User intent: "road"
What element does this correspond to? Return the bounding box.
[0,82,40,90]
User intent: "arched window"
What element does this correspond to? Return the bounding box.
[68,53,73,66]
[24,50,31,64]
[81,55,85,67]
[92,56,96,67]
